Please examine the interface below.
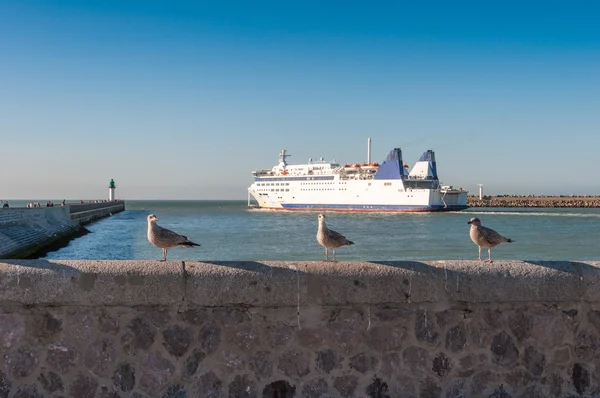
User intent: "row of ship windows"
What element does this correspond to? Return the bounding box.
[257,183,290,186]
[257,189,290,192]
[256,182,346,186]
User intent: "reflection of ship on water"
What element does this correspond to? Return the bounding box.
[248,139,468,212]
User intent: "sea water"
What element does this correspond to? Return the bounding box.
[37,200,600,261]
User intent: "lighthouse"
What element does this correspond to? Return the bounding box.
[109,179,116,201]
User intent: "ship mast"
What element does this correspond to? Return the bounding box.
[367,137,372,164]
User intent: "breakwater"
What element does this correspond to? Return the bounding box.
[0,201,124,259]
[468,195,600,208]
[0,259,598,397]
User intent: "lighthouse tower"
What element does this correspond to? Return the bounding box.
[109,179,116,201]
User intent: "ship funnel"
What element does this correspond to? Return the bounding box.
[374,148,405,180]
[408,150,438,180]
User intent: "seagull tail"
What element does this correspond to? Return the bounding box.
[507,238,515,243]
[180,241,201,247]
[346,240,355,246]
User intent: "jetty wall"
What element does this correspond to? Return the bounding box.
[0,260,598,397]
[0,201,125,259]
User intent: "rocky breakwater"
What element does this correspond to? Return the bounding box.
[1,260,600,397]
[468,195,600,208]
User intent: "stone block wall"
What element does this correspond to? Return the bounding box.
[0,208,80,259]
[0,260,599,397]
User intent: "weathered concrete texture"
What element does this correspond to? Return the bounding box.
[0,202,124,259]
[0,260,600,397]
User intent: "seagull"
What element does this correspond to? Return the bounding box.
[468,217,514,263]
[316,213,354,261]
[147,214,200,261]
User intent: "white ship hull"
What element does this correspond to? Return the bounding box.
[248,144,468,212]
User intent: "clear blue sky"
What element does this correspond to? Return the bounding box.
[1,1,598,200]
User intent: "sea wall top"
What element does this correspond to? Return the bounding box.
[0,260,597,307]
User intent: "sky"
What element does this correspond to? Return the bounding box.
[0,1,598,200]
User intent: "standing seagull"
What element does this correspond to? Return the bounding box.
[316,213,354,261]
[468,217,514,263]
[147,214,200,261]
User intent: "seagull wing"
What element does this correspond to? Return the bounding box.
[328,229,351,245]
[479,225,510,245]
[154,224,188,244]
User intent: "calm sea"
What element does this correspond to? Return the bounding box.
[25,200,599,261]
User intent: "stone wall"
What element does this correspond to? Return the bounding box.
[0,208,80,259]
[0,260,599,397]
[0,202,125,258]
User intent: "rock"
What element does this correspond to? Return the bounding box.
[531,315,568,347]
[178,309,207,325]
[334,375,358,398]
[374,307,411,321]
[488,384,512,398]
[490,332,519,366]
[574,331,600,361]
[572,363,589,395]
[524,346,545,377]
[194,371,222,398]
[38,371,63,393]
[163,385,187,398]
[367,325,406,351]
[315,349,342,374]
[139,353,175,394]
[84,337,117,377]
[296,328,325,348]
[446,379,466,398]
[182,349,205,379]
[415,311,439,344]
[265,324,293,348]
[126,317,157,351]
[226,324,260,351]
[0,372,10,398]
[199,325,221,354]
[212,308,249,325]
[228,374,256,398]
[432,352,451,379]
[69,373,98,398]
[0,315,25,349]
[98,312,120,334]
[249,351,273,379]
[402,346,428,372]
[262,380,296,398]
[162,325,192,357]
[13,385,42,398]
[219,350,245,371]
[26,313,62,343]
[112,363,135,392]
[508,311,532,342]
[328,309,365,353]
[47,341,79,374]
[445,325,467,352]
[420,377,441,398]
[349,353,378,374]
[3,346,38,378]
[146,310,172,328]
[380,353,401,378]
[301,379,328,398]
[278,350,310,378]
[65,312,95,342]
[366,377,390,398]
[553,347,570,363]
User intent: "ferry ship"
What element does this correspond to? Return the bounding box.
[248,139,468,212]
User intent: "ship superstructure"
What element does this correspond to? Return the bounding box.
[248,140,468,212]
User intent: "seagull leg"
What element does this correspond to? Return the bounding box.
[485,248,493,263]
[160,248,167,262]
[325,248,329,261]
[333,249,336,262]
[478,246,482,261]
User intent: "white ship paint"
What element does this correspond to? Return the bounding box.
[248,140,468,212]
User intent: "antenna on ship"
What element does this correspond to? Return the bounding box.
[367,137,372,164]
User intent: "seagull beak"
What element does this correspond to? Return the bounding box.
[467,221,471,224]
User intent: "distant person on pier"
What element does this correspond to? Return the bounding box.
[61,199,66,206]
[2,201,8,209]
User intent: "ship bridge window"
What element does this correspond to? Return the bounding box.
[384,182,392,186]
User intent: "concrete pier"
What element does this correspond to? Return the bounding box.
[0,259,597,397]
[0,201,125,259]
